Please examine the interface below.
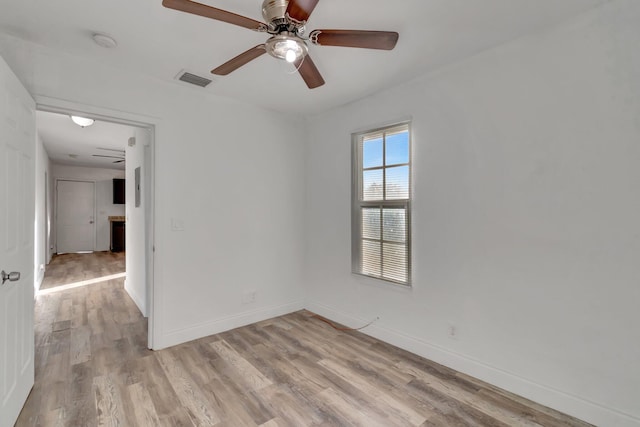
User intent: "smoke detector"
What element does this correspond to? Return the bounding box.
[93,33,118,49]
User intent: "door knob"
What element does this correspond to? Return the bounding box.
[1,270,20,285]
[89,220,94,224]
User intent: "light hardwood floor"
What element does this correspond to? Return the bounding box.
[17,252,592,426]
[39,251,125,290]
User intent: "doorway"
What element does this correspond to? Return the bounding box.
[35,102,155,349]
[56,179,96,253]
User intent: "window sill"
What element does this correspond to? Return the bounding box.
[352,271,412,291]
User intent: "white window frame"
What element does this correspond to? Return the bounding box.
[351,122,412,286]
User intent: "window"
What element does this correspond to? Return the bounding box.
[352,123,411,285]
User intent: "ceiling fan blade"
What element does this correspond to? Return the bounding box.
[93,154,125,159]
[212,45,266,75]
[294,54,325,89]
[286,0,320,22]
[162,0,267,31]
[113,160,125,163]
[97,147,126,153]
[309,30,399,50]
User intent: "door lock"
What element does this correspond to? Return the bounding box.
[1,270,20,285]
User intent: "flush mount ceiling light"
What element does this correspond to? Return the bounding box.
[92,33,118,49]
[70,116,95,128]
[265,33,308,64]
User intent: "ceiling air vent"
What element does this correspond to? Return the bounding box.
[177,71,212,88]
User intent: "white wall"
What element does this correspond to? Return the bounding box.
[304,2,640,427]
[51,164,125,252]
[0,31,307,350]
[5,1,639,426]
[125,129,149,316]
[33,133,51,290]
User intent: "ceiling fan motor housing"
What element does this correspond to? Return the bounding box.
[262,0,308,62]
[262,0,289,27]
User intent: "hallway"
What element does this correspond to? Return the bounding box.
[17,251,146,425]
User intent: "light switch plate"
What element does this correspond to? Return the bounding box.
[171,218,185,231]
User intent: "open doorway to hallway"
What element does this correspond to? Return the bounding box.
[34,107,154,348]
[18,252,149,425]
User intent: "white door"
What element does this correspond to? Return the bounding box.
[0,56,35,427]
[56,180,95,253]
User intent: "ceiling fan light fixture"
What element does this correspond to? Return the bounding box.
[285,49,297,63]
[70,116,95,128]
[265,34,307,63]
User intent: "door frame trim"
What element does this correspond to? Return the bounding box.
[35,95,158,350]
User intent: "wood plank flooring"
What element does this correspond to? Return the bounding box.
[39,251,125,290]
[17,253,593,426]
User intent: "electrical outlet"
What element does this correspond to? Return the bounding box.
[242,290,256,304]
[448,322,458,340]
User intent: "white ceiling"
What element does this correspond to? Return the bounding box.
[37,111,135,170]
[2,0,606,167]
[0,0,606,117]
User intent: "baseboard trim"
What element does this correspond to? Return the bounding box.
[157,300,305,350]
[124,278,146,317]
[306,302,640,427]
[35,270,44,293]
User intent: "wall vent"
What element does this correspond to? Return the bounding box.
[177,71,213,88]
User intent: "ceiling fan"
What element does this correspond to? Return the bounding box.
[162,0,399,89]
[93,148,125,164]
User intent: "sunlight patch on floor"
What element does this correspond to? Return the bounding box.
[37,272,126,295]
